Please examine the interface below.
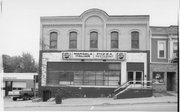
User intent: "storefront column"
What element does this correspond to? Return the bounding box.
[144,53,147,86]
[121,61,127,85]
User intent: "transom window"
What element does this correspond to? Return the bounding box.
[50,32,58,49]
[69,31,77,49]
[158,41,166,58]
[131,31,139,49]
[111,31,119,49]
[90,31,98,49]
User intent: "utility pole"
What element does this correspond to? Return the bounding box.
[34,75,36,98]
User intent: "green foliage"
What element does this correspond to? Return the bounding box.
[2,52,38,73]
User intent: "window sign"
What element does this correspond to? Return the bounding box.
[152,72,164,84]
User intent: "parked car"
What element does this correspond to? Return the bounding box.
[12,88,37,101]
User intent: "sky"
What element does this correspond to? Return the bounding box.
[0,0,179,62]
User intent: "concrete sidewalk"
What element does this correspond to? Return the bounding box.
[4,95,177,108]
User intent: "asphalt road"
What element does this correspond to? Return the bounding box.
[4,103,177,111]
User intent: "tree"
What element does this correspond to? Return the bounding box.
[2,52,38,73]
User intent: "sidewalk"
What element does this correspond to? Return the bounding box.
[4,95,177,108]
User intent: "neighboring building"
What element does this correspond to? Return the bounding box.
[3,73,38,96]
[0,55,3,73]
[39,9,151,101]
[150,26,178,92]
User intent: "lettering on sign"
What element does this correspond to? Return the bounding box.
[62,52,126,61]
[73,52,93,59]
[94,52,116,60]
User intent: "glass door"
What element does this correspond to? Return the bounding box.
[136,72,142,84]
[128,71,143,84]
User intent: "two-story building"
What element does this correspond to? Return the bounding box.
[39,8,151,101]
[150,26,178,92]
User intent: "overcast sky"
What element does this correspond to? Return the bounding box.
[0,0,179,61]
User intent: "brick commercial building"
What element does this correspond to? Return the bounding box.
[150,26,178,92]
[38,9,177,101]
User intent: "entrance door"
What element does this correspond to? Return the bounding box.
[128,72,134,84]
[136,72,142,84]
[127,71,143,84]
[43,90,51,102]
[167,72,175,91]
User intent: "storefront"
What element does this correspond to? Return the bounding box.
[150,63,178,92]
[39,51,150,100]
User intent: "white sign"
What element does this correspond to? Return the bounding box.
[72,52,93,59]
[94,52,116,60]
[62,52,126,61]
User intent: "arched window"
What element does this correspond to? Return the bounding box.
[69,31,77,49]
[131,31,139,49]
[50,32,57,49]
[111,31,119,49]
[90,31,98,49]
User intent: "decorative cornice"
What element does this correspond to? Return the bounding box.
[42,24,82,27]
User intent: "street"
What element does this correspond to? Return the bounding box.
[4,103,177,111]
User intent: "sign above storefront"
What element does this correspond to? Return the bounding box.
[62,52,126,61]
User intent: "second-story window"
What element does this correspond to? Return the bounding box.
[50,32,57,49]
[69,32,77,49]
[111,31,119,49]
[90,31,98,49]
[158,41,166,59]
[173,42,178,58]
[131,31,139,49]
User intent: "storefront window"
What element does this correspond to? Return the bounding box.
[74,71,83,85]
[109,71,119,86]
[59,72,74,85]
[152,72,164,84]
[47,62,121,86]
[84,71,96,85]
[47,71,60,85]
[96,71,104,85]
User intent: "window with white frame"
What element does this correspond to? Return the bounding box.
[69,31,77,49]
[173,42,178,58]
[50,32,58,49]
[90,31,98,49]
[131,31,139,49]
[158,41,166,58]
[111,31,119,49]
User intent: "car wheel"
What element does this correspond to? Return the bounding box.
[23,95,28,100]
[13,97,17,101]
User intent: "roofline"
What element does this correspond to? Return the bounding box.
[150,25,178,28]
[41,15,150,20]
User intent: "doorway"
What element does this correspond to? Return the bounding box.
[43,90,51,102]
[167,72,176,91]
[127,71,143,84]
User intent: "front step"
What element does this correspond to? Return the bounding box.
[114,88,153,99]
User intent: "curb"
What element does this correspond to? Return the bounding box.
[5,101,177,108]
